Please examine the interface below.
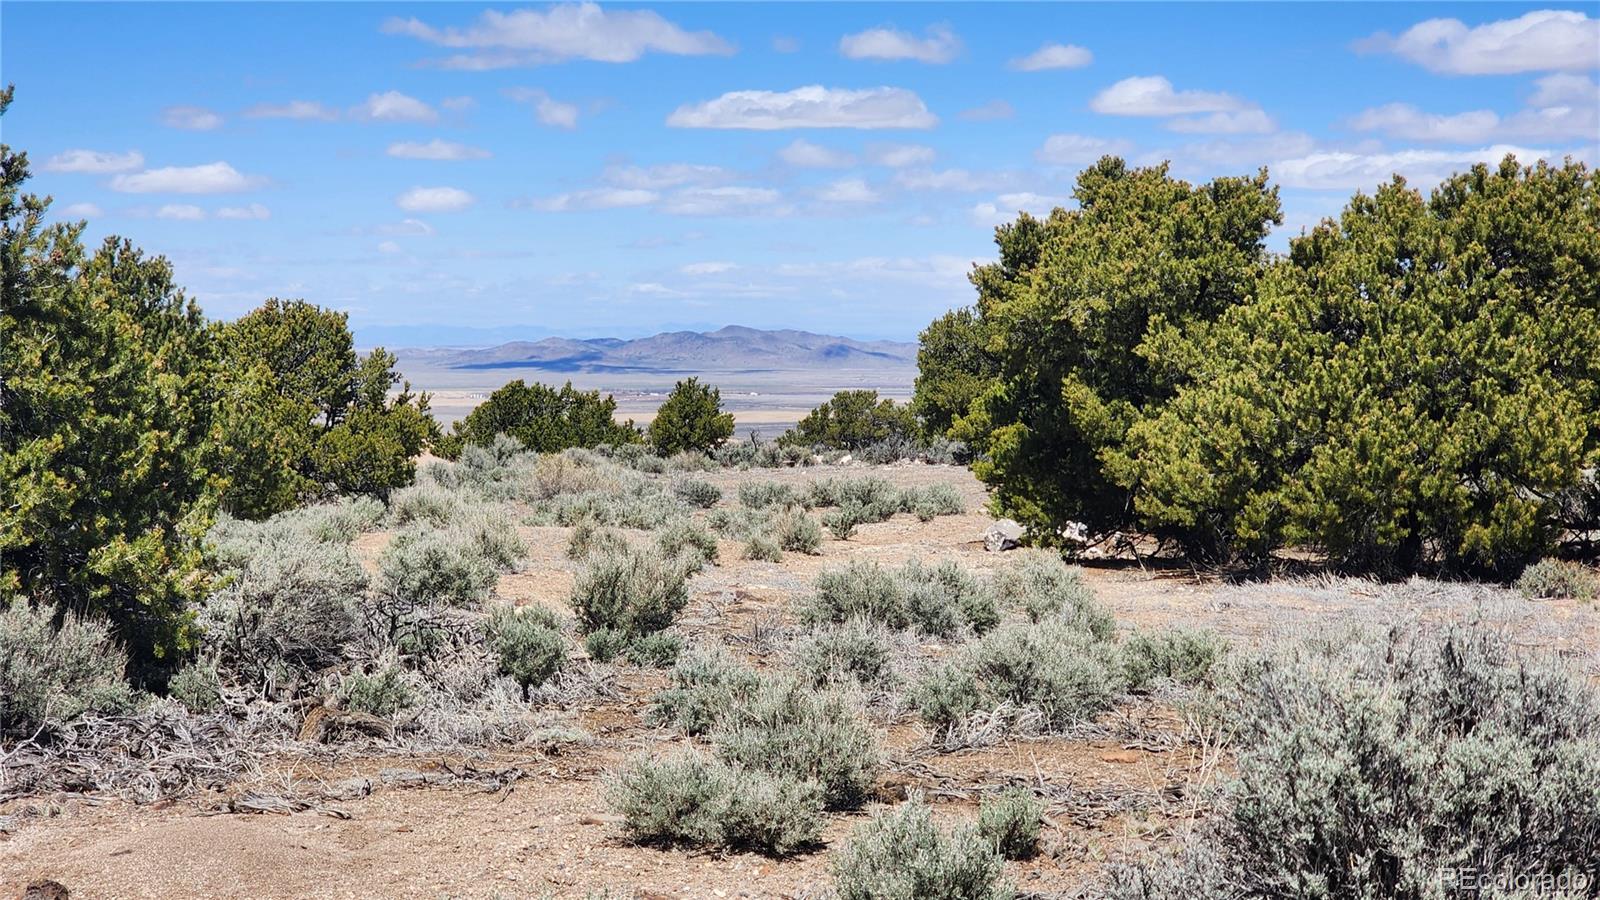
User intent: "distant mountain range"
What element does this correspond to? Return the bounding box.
[412,326,918,373]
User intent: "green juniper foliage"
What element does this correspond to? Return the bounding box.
[647,377,735,456]
[443,379,641,456]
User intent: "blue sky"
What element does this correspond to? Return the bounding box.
[6,3,1597,343]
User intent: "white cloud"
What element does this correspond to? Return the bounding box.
[1351,77,1599,143]
[216,203,272,220]
[778,139,857,168]
[1167,109,1277,134]
[246,100,339,121]
[354,91,438,123]
[816,178,880,204]
[382,3,733,67]
[43,149,143,174]
[866,143,935,167]
[374,218,436,237]
[396,186,475,212]
[601,163,732,189]
[1090,76,1251,116]
[378,240,403,254]
[668,85,937,130]
[110,162,265,194]
[681,261,736,275]
[1354,10,1600,75]
[532,188,660,212]
[157,204,206,220]
[1349,104,1499,143]
[1531,73,1600,106]
[1036,133,1134,165]
[658,186,783,216]
[893,167,1018,193]
[504,87,579,129]
[1272,144,1559,190]
[441,95,477,111]
[839,24,960,64]
[161,106,224,131]
[57,202,104,218]
[1009,42,1092,71]
[387,139,492,160]
[958,100,1015,122]
[971,192,1069,228]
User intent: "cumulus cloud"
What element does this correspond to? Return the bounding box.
[779,139,857,168]
[601,163,732,189]
[246,100,340,121]
[816,178,880,204]
[1354,9,1600,74]
[110,162,265,194]
[354,91,438,123]
[1009,42,1093,71]
[161,106,224,131]
[668,85,937,130]
[156,204,206,220]
[1272,144,1560,190]
[971,192,1069,227]
[1351,77,1599,143]
[43,149,143,174]
[1166,108,1276,134]
[382,3,733,68]
[866,143,935,167]
[504,87,579,128]
[1035,133,1134,165]
[1091,76,1252,116]
[216,203,272,220]
[388,139,492,160]
[1349,104,1499,143]
[839,24,960,63]
[958,100,1015,122]
[396,186,475,212]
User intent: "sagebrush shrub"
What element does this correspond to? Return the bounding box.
[832,794,1011,900]
[387,482,463,528]
[378,527,497,608]
[649,647,765,735]
[739,481,804,510]
[488,606,566,699]
[744,534,784,562]
[566,520,628,561]
[805,560,994,637]
[656,518,719,571]
[1515,558,1599,601]
[454,509,527,571]
[1121,628,1227,692]
[991,551,1112,638]
[569,545,689,639]
[546,483,685,530]
[824,504,864,540]
[623,630,684,668]
[977,788,1043,860]
[774,507,823,554]
[672,477,723,509]
[525,452,621,501]
[608,749,824,856]
[168,656,223,712]
[337,660,415,717]
[792,618,895,689]
[915,620,1125,734]
[806,476,900,517]
[1138,624,1600,898]
[708,505,772,540]
[583,627,629,663]
[712,677,881,809]
[0,599,135,735]
[806,561,909,630]
[900,483,965,520]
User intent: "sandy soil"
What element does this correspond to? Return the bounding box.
[5,464,1596,899]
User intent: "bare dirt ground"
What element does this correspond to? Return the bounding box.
[5,464,1597,899]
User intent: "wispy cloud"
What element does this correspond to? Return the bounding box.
[866,143,935,167]
[668,85,936,130]
[958,100,1014,122]
[504,87,580,129]
[353,91,438,123]
[1272,144,1560,190]
[1035,133,1134,165]
[1091,76,1252,116]
[530,188,659,212]
[156,203,206,221]
[216,203,272,220]
[44,149,143,174]
[246,100,340,121]
[601,163,733,189]
[1009,42,1092,71]
[839,24,960,64]
[1350,76,1598,142]
[110,162,265,194]
[778,139,856,168]
[387,139,492,160]
[396,186,475,212]
[161,106,224,131]
[383,3,733,68]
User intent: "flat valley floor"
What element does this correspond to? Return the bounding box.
[5,463,1597,899]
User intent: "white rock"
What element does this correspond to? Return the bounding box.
[983,518,1024,552]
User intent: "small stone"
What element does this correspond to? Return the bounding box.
[983,518,1024,552]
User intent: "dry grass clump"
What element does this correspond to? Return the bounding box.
[831,793,1011,900]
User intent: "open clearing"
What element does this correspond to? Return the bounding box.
[5,462,1597,900]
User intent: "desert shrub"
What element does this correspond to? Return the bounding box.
[739,481,804,510]
[915,620,1125,735]
[656,518,719,570]
[337,660,415,717]
[566,520,627,561]
[832,794,1011,900]
[779,390,919,451]
[446,379,641,454]
[824,505,864,540]
[377,527,497,608]
[805,560,992,637]
[387,482,462,528]
[977,789,1043,860]
[672,477,723,509]
[1121,628,1228,692]
[1515,558,1599,601]
[0,599,136,735]
[488,606,567,699]
[855,435,919,465]
[714,439,787,470]
[665,450,717,473]
[624,630,684,668]
[545,482,686,531]
[648,377,735,456]
[902,483,964,519]
[774,507,823,554]
[921,437,970,466]
[523,452,621,501]
[806,475,901,515]
[745,534,783,562]
[455,509,526,571]
[992,551,1112,639]
[424,434,530,494]
[712,677,881,809]
[569,545,689,640]
[708,505,772,540]
[649,648,765,735]
[608,749,824,856]
[792,618,895,689]
[1145,624,1600,898]
[583,627,629,663]
[167,656,223,713]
